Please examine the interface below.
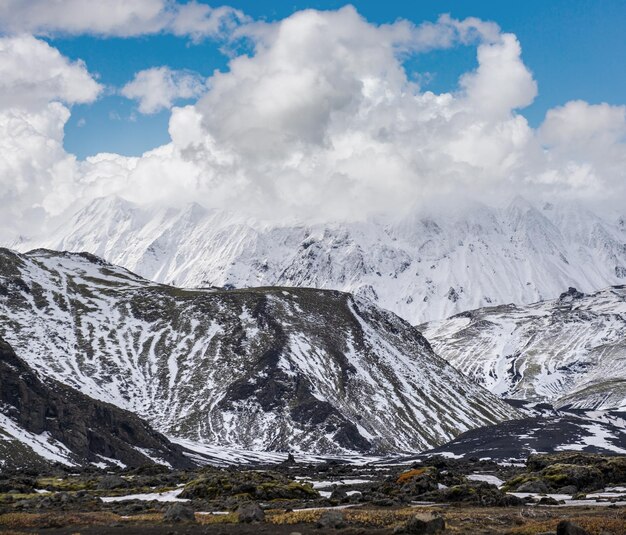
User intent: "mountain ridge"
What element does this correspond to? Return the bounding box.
[421,285,626,410]
[0,247,519,456]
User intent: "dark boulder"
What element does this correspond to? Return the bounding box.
[395,513,445,534]
[316,510,345,529]
[556,520,590,535]
[516,479,550,494]
[236,502,265,523]
[163,502,196,523]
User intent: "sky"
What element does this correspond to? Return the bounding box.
[0,0,625,240]
[44,0,626,158]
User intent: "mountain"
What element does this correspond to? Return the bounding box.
[0,337,194,470]
[0,248,518,456]
[11,195,626,324]
[421,286,626,410]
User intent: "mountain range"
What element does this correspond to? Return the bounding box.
[12,195,626,324]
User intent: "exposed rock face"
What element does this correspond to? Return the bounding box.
[421,286,626,409]
[0,337,194,470]
[0,248,518,456]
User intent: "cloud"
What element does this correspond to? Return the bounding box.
[121,67,207,114]
[1,6,625,242]
[533,100,626,195]
[0,0,247,40]
[0,35,102,109]
[0,103,77,241]
[460,33,537,119]
[0,35,101,241]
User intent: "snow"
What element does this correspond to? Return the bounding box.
[298,478,373,489]
[556,423,626,454]
[0,413,77,466]
[0,247,518,456]
[100,488,188,503]
[508,491,626,508]
[467,474,505,487]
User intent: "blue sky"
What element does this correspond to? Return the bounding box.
[46,0,626,159]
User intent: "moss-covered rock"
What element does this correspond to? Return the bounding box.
[179,469,319,501]
[423,482,524,507]
[504,453,626,494]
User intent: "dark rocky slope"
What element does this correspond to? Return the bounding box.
[0,337,194,470]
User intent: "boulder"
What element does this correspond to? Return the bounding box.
[395,513,445,534]
[330,487,349,502]
[516,479,550,494]
[97,475,128,490]
[236,502,265,523]
[316,510,345,529]
[556,520,590,535]
[163,503,195,523]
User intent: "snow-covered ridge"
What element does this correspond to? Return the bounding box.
[421,286,626,410]
[12,195,626,324]
[0,248,518,455]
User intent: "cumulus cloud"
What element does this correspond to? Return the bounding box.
[0,35,102,109]
[1,6,625,241]
[0,0,246,40]
[121,67,207,114]
[0,35,101,241]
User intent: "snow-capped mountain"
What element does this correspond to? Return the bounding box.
[0,248,518,455]
[13,195,626,324]
[421,286,626,410]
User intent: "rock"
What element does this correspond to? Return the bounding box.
[557,521,590,535]
[316,510,345,529]
[516,479,550,494]
[236,502,265,523]
[537,496,561,505]
[281,453,297,466]
[557,485,578,495]
[180,469,319,501]
[97,475,128,490]
[330,487,348,502]
[428,482,523,507]
[163,503,196,523]
[395,513,446,534]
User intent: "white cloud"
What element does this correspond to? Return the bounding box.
[460,33,537,119]
[1,7,625,241]
[0,35,102,109]
[0,0,247,40]
[0,103,77,241]
[121,67,207,114]
[0,35,101,241]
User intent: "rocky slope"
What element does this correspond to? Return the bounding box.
[421,286,626,410]
[424,403,626,461]
[0,337,194,470]
[12,196,626,324]
[0,248,518,456]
